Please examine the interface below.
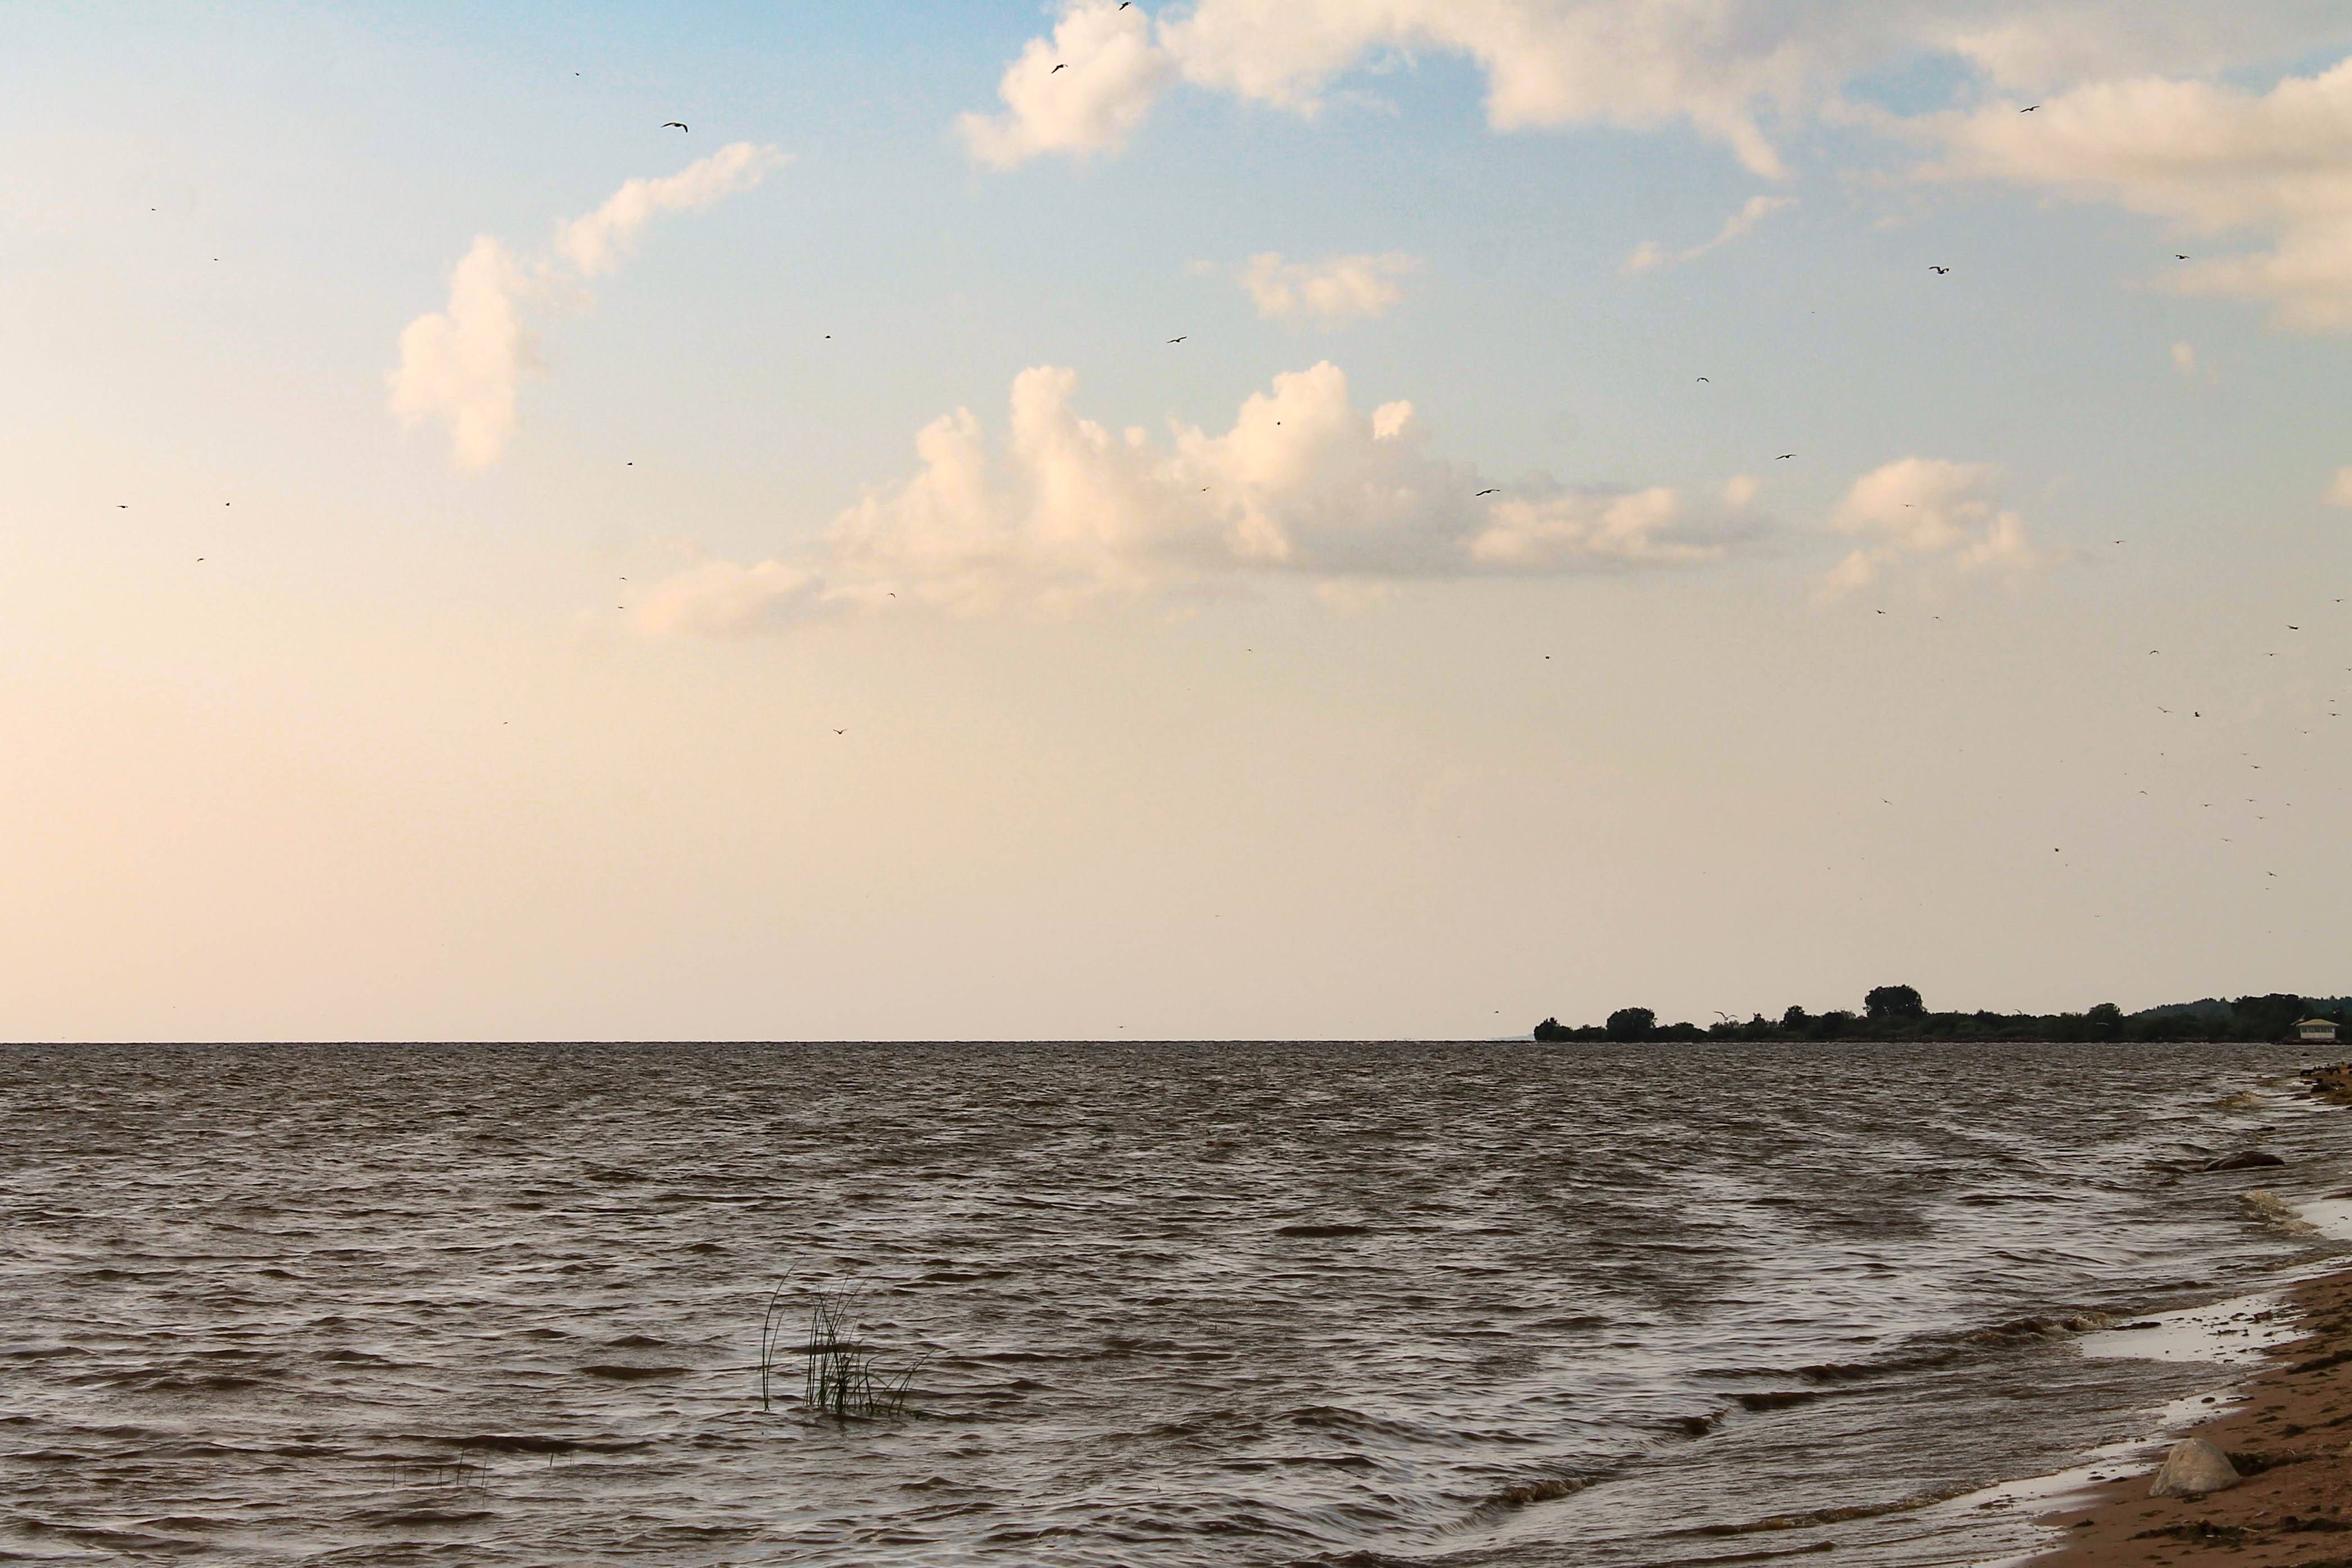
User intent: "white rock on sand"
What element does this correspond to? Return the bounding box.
[2148,1437,2240,1497]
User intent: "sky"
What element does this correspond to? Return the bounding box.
[4,1,2351,1042]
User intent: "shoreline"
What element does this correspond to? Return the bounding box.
[2022,1259,2352,1565]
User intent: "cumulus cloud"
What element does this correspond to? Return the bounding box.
[1924,57,2352,330]
[1236,252,1419,324]
[390,143,785,469]
[1825,457,2059,594]
[637,361,1747,631]
[959,2,2349,177]
[556,142,788,277]
[387,237,539,472]
[956,1,1172,168]
[1624,194,1796,274]
[635,558,828,635]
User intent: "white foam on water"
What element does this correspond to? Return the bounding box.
[2297,1197,2352,1241]
[2075,1289,2293,1365]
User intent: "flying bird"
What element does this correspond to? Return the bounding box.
[833,729,846,735]
[1776,453,1795,460]
[661,122,688,131]
[1052,62,1066,72]
[2175,254,2190,260]
[1696,376,1709,382]
[1929,265,1950,274]
[1167,336,1186,343]
[2021,104,2040,111]
[1475,488,1501,497]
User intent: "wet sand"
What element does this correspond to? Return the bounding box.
[2031,1265,2352,1565]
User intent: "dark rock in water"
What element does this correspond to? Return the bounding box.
[2149,1437,2240,1497]
[2204,1151,2286,1171]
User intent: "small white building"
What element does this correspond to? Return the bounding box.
[2297,1017,2339,1043]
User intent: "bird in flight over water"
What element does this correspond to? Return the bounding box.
[1475,488,1501,497]
[662,121,687,131]
[1930,265,1950,274]
[2021,104,2040,111]
[1777,453,1795,460]
[1167,336,1186,343]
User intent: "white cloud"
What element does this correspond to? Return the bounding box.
[390,143,784,469]
[634,558,827,635]
[1825,456,2059,594]
[556,142,789,277]
[1924,57,2352,330]
[1236,252,1419,324]
[638,361,1744,631]
[2327,467,2352,507]
[956,1,1173,169]
[387,237,539,472]
[1624,194,1796,274]
[960,2,2351,177]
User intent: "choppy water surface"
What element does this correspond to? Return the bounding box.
[2,1042,2346,1566]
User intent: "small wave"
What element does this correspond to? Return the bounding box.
[438,1434,646,1454]
[1963,1312,2113,1343]
[1475,1474,1595,1512]
[1735,1390,1827,1411]
[1684,1483,1973,1537]
[365,1508,498,1526]
[576,1364,689,1380]
[2242,1189,2321,1235]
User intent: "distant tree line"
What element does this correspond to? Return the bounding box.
[1529,989,2348,1044]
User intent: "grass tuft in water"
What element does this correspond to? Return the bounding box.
[757,1277,925,1420]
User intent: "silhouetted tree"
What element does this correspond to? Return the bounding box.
[1605,1007,1656,1042]
[1781,1005,1810,1031]
[1864,985,1926,1020]
[1532,1017,1572,1043]
[2233,994,2306,1038]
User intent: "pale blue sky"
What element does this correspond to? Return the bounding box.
[3,3,2349,1039]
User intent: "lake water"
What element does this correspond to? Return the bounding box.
[2,1040,2345,1566]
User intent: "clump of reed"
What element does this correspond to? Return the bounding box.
[394,1456,492,1492]
[759,1277,924,1420]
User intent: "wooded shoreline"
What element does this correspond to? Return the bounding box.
[1532,989,2347,1044]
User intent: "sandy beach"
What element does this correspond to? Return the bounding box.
[2029,1262,2352,1565]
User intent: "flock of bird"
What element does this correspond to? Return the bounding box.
[122,102,2339,907]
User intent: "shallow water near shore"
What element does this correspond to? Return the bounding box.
[2,1040,2346,1566]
